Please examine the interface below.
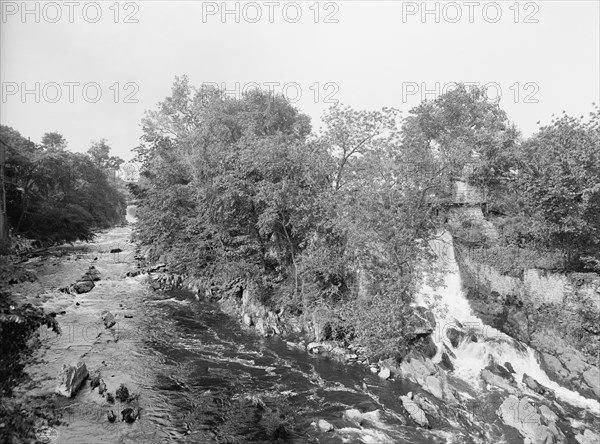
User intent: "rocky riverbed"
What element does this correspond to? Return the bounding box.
[6,215,600,443]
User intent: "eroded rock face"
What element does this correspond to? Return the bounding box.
[497,396,565,444]
[55,361,88,397]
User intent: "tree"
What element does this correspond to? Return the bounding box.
[41,132,67,151]
[511,107,600,268]
[1,126,126,245]
[87,139,124,170]
[401,84,519,189]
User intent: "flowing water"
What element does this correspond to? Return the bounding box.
[37,213,598,443]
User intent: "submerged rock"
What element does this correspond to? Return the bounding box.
[55,361,88,397]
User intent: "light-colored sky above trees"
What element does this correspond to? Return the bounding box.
[1,1,599,161]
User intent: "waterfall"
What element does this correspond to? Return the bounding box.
[126,205,137,224]
[416,231,600,413]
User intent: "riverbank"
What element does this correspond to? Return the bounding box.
[3,224,164,443]
[5,217,600,444]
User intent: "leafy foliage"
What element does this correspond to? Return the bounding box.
[1,126,127,246]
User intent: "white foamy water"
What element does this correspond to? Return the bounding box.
[417,231,600,414]
[126,205,138,223]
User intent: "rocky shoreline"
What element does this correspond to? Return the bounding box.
[141,253,600,443]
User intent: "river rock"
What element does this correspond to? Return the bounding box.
[440,352,454,371]
[107,410,116,423]
[343,408,364,425]
[400,356,435,384]
[498,396,565,444]
[504,362,516,373]
[98,379,107,395]
[481,369,520,394]
[307,342,323,353]
[446,327,463,348]
[242,313,253,326]
[408,308,435,338]
[102,311,116,329]
[522,373,548,395]
[378,366,391,380]
[55,361,88,397]
[84,266,101,281]
[575,429,600,444]
[413,392,438,417]
[424,375,443,400]
[73,280,94,294]
[317,419,334,432]
[582,366,600,397]
[121,407,140,423]
[400,392,429,427]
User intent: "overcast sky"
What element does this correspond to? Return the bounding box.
[1,1,599,161]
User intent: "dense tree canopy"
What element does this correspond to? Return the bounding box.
[134,78,599,358]
[1,126,126,245]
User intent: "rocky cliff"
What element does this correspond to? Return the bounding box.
[449,205,600,399]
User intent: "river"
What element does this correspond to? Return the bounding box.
[17,207,599,443]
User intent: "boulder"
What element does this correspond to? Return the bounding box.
[400,392,429,427]
[378,366,392,380]
[446,327,463,348]
[73,280,94,294]
[343,408,363,425]
[413,393,439,417]
[409,308,435,338]
[486,362,515,382]
[424,375,443,400]
[55,361,88,397]
[102,311,116,329]
[582,366,600,397]
[307,342,324,354]
[498,396,565,444]
[440,352,454,371]
[400,356,435,384]
[84,267,101,281]
[107,410,116,423]
[121,407,140,423]
[504,362,516,374]
[481,369,520,394]
[575,429,600,444]
[317,419,334,432]
[541,352,569,378]
[242,313,253,326]
[522,373,548,396]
